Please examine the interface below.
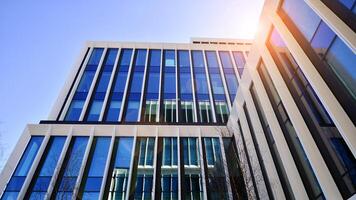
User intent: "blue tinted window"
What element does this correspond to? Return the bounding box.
[210,74,225,95]
[149,49,161,66]
[219,51,233,69]
[106,137,134,200]
[3,137,44,199]
[28,137,66,198]
[87,100,103,121]
[88,48,104,65]
[120,49,133,66]
[135,49,147,66]
[64,100,84,121]
[105,101,121,122]
[146,50,161,100]
[205,51,219,68]
[180,73,193,95]
[125,101,140,122]
[77,71,96,93]
[54,137,88,198]
[225,74,238,100]
[232,51,246,76]
[105,49,118,66]
[130,72,144,94]
[282,0,321,41]
[164,72,176,97]
[164,50,175,67]
[80,137,111,198]
[195,74,209,95]
[178,50,190,67]
[192,51,205,68]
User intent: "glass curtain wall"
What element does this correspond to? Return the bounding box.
[65,48,104,121]
[129,138,156,200]
[258,61,324,199]
[25,137,66,199]
[267,28,356,198]
[105,137,134,200]
[155,138,178,200]
[143,50,161,122]
[218,51,239,104]
[205,51,229,123]
[78,137,111,199]
[181,137,203,200]
[104,49,133,122]
[1,137,44,200]
[279,0,356,124]
[232,51,246,77]
[52,137,89,199]
[202,137,229,200]
[161,50,177,123]
[85,49,118,121]
[191,51,213,123]
[124,49,147,122]
[178,50,195,123]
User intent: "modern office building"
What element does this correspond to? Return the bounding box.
[1,0,355,199]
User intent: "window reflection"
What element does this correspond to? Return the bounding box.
[106,137,134,200]
[124,49,147,122]
[104,49,133,122]
[53,137,88,199]
[86,49,118,121]
[181,138,203,200]
[162,50,177,123]
[65,48,104,121]
[130,138,155,200]
[26,137,66,199]
[2,137,44,200]
[203,137,228,200]
[79,137,111,199]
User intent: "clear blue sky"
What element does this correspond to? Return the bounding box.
[0,0,264,168]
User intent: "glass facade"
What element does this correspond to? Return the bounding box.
[61,47,242,125]
[143,50,161,122]
[85,49,118,121]
[124,49,147,122]
[205,51,229,123]
[2,135,247,200]
[104,49,133,122]
[267,28,356,198]
[162,50,177,123]
[52,136,89,199]
[2,136,44,200]
[280,0,356,124]
[26,136,66,199]
[258,61,324,199]
[192,51,213,123]
[65,48,104,121]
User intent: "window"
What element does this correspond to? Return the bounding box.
[130,138,155,200]
[106,137,134,200]
[53,137,88,199]
[198,101,212,123]
[222,137,248,200]
[163,100,176,123]
[86,49,118,121]
[156,138,178,200]
[280,0,356,124]
[232,51,246,77]
[79,137,111,199]
[218,51,239,104]
[243,104,274,199]
[181,101,195,123]
[181,138,203,200]
[202,138,229,199]
[258,61,324,199]
[144,100,158,122]
[2,137,44,200]
[65,48,104,121]
[104,49,133,122]
[215,101,229,123]
[26,137,66,199]
[250,84,294,199]
[267,28,356,197]
[124,49,147,122]
[178,51,194,122]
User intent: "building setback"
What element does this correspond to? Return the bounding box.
[0,0,355,199]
